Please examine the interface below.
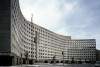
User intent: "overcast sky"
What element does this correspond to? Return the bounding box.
[19,0,100,49]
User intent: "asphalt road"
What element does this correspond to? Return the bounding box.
[0,63,95,67]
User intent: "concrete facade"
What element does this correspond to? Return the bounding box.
[66,39,96,62]
[0,0,96,65]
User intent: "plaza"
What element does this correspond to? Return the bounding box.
[0,63,95,67]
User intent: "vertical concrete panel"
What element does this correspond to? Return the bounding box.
[0,0,11,52]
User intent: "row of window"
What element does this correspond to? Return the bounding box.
[11,0,96,60]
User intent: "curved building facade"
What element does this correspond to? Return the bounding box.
[0,0,96,66]
[0,0,71,65]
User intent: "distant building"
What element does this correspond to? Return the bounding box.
[0,0,96,65]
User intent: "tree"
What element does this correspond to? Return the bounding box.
[85,58,87,63]
[71,57,74,63]
[24,51,29,64]
[78,58,82,64]
[53,55,56,64]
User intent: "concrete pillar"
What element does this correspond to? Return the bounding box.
[21,59,23,65]
[12,57,15,65]
[12,56,17,65]
[35,31,39,61]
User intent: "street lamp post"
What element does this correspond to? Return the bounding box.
[62,51,64,66]
[21,53,22,66]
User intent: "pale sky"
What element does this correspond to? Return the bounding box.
[19,0,100,50]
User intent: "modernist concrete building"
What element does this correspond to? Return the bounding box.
[66,39,96,62]
[0,0,96,66]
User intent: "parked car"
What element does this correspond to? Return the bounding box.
[95,61,100,67]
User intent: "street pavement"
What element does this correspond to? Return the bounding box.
[0,63,95,67]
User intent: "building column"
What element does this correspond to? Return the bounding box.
[12,56,17,65]
[35,31,39,61]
